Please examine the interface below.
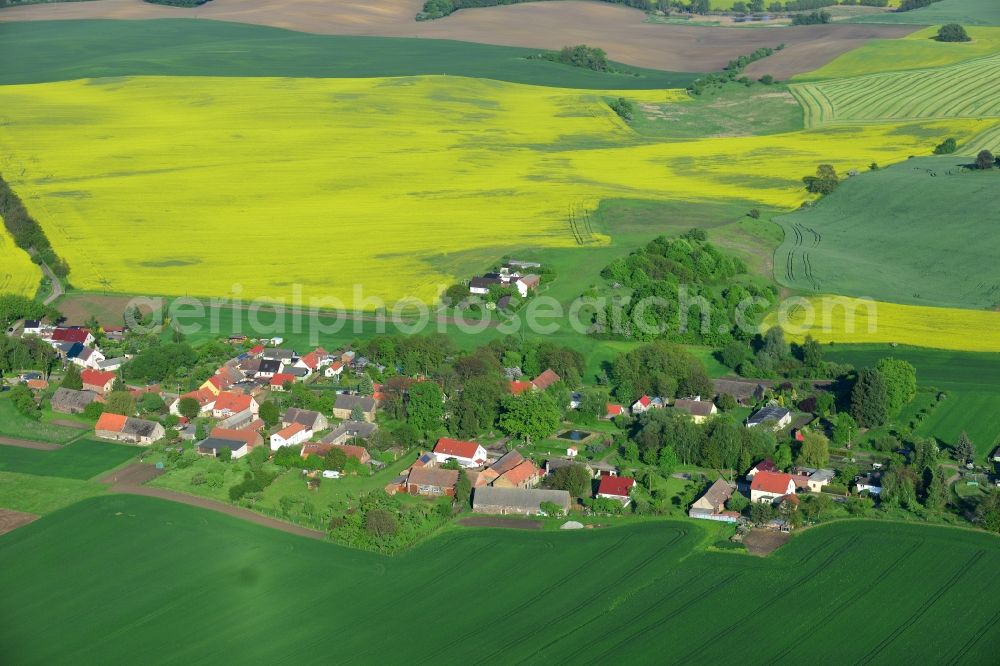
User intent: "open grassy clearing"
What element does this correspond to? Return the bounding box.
[0,7,920,78]
[0,224,40,297]
[797,26,1000,80]
[0,396,88,444]
[0,74,988,308]
[824,345,1000,456]
[851,0,1000,25]
[1,495,999,662]
[0,439,138,480]
[792,51,1000,126]
[0,471,107,515]
[774,157,1000,310]
[0,18,695,89]
[766,296,1000,352]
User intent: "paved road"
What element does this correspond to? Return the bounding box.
[102,463,327,541]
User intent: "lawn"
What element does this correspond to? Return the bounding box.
[0,396,88,444]
[2,495,1000,662]
[0,439,138,480]
[0,471,106,515]
[1,73,986,308]
[773,157,1000,310]
[791,51,1000,126]
[0,19,696,90]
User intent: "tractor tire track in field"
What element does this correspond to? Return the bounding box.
[672,537,855,663]
[768,539,923,663]
[507,529,701,664]
[856,549,986,665]
[946,604,1000,665]
[411,532,641,665]
[580,571,744,664]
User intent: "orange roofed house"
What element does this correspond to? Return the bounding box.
[433,438,488,468]
[94,412,164,445]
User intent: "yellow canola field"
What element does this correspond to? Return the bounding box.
[764,296,1000,353]
[0,224,41,297]
[0,75,992,307]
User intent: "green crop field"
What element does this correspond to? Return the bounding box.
[1,495,1000,662]
[774,157,1000,310]
[851,0,1000,25]
[791,52,1000,126]
[0,439,138,480]
[824,345,1000,456]
[0,471,107,515]
[0,19,697,90]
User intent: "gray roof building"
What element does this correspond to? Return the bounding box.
[333,394,376,413]
[472,486,571,516]
[51,388,99,414]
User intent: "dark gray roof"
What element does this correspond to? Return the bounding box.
[699,478,734,510]
[470,277,502,289]
[284,407,323,429]
[262,348,295,361]
[334,394,376,412]
[473,486,570,512]
[121,417,160,437]
[258,359,282,374]
[51,388,98,410]
[286,366,309,378]
[491,450,525,476]
[673,399,716,417]
[747,406,791,425]
[197,437,246,452]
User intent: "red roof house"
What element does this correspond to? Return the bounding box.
[750,471,797,503]
[531,368,561,391]
[605,403,625,419]
[270,373,296,390]
[95,412,127,434]
[597,476,635,504]
[52,328,92,345]
[212,391,256,418]
[433,438,487,467]
[509,380,533,395]
[81,369,117,394]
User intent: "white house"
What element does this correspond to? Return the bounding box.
[749,471,797,503]
[747,406,792,430]
[269,423,312,450]
[324,361,345,379]
[631,395,665,415]
[432,438,488,468]
[514,274,540,297]
[856,472,883,495]
[211,391,259,421]
[566,445,578,458]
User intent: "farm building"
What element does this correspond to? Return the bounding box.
[209,427,263,450]
[332,394,376,421]
[433,438,487,468]
[750,471,797,504]
[712,378,769,406]
[282,407,328,433]
[747,406,792,430]
[80,369,117,395]
[597,476,635,506]
[51,327,94,346]
[492,459,541,490]
[94,413,164,445]
[689,479,740,523]
[270,423,311,450]
[531,368,561,391]
[301,442,372,464]
[406,467,459,497]
[672,398,717,424]
[321,420,378,445]
[472,486,571,516]
[50,387,100,414]
[197,437,249,460]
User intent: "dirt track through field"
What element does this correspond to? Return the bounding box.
[0,508,39,537]
[101,463,326,540]
[0,437,60,451]
[0,0,919,77]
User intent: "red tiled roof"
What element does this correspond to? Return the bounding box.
[499,460,539,486]
[206,374,231,390]
[606,403,624,417]
[750,471,796,495]
[434,438,482,460]
[213,391,252,413]
[180,388,215,407]
[338,444,370,462]
[52,328,89,343]
[299,351,321,370]
[249,345,265,355]
[753,459,778,473]
[598,476,635,497]
[509,380,533,395]
[210,427,259,448]
[95,412,127,432]
[270,373,296,387]
[328,361,343,371]
[274,422,306,440]
[636,395,651,407]
[81,369,116,388]
[531,368,561,391]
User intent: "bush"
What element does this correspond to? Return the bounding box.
[975,150,995,170]
[935,24,970,42]
[791,11,831,25]
[609,97,634,122]
[933,137,957,155]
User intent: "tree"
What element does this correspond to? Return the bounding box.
[954,431,975,464]
[259,400,280,428]
[61,364,83,390]
[912,437,938,472]
[323,447,348,472]
[774,442,793,470]
[547,464,592,498]
[624,441,640,464]
[875,357,917,417]
[925,466,948,513]
[933,137,957,155]
[218,447,232,463]
[9,383,40,420]
[797,430,830,467]
[455,469,471,506]
[975,149,995,170]
[609,97,634,122]
[83,401,104,420]
[851,367,890,428]
[406,381,444,434]
[539,501,564,517]
[139,391,165,415]
[358,375,374,396]
[719,340,750,370]
[716,393,737,412]
[350,404,365,422]
[364,509,397,539]
[882,466,918,509]
[177,396,201,421]
[726,489,749,513]
[831,413,858,447]
[498,391,561,442]
[104,391,136,417]
[801,335,823,367]
[658,446,678,476]
[804,163,839,194]
[976,489,1000,534]
[936,23,970,42]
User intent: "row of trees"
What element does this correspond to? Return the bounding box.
[0,175,69,278]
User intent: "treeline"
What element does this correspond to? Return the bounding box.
[0,294,55,330]
[419,0,662,21]
[592,231,777,346]
[141,0,212,6]
[536,45,611,72]
[897,0,942,11]
[690,44,783,95]
[0,174,69,278]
